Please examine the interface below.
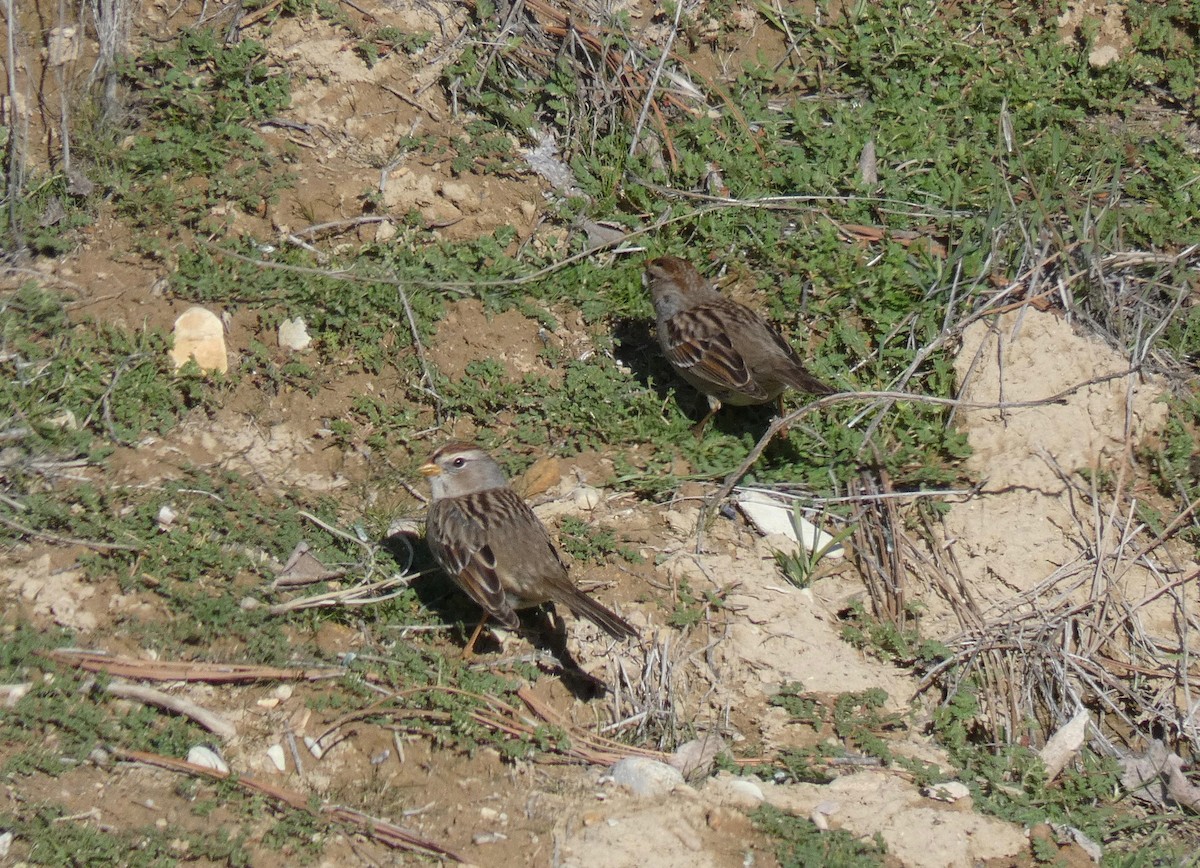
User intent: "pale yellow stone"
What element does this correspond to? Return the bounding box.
[171,306,228,374]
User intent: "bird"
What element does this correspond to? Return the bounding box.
[643,255,835,435]
[420,442,638,653]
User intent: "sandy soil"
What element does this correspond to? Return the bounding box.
[2,0,1182,865]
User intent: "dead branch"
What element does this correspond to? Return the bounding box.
[43,649,343,682]
[104,682,237,741]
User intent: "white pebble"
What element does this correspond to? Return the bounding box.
[922,781,971,802]
[266,744,287,772]
[572,486,603,511]
[155,505,177,529]
[187,745,229,774]
[608,757,684,798]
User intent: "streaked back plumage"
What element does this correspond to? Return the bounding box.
[422,443,638,641]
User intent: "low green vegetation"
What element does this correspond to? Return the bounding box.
[2,0,1199,860]
[753,804,888,868]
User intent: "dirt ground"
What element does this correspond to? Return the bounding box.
[2,0,1186,865]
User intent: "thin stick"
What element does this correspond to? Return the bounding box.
[104,681,237,740]
[5,0,24,250]
[395,283,444,421]
[44,648,343,682]
[696,370,1144,545]
[0,511,141,552]
[628,0,681,160]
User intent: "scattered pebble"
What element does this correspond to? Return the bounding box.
[155,505,177,530]
[669,734,727,778]
[472,831,507,845]
[304,736,324,759]
[2,682,32,707]
[923,781,971,803]
[703,773,765,809]
[273,684,293,701]
[571,485,602,511]
[47,409,78,430]
[187,745,229,774]
[608,757,684,798]
[278,317,312,352]
[266,744,287,772]
[170,306,227,374]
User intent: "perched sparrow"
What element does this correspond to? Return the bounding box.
[421,442,638,651]
[643,256,835,434]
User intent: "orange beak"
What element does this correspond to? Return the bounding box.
[419,462,441,477]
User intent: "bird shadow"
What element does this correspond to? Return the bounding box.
[611,315,677,401]
[381,532,608,701]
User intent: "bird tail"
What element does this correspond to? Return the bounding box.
[560,589,639,640]
[785,367,836,396]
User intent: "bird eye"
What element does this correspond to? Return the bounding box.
[452,457,465,468]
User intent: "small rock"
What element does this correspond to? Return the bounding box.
[273,684,293,701]
[472,832,507,845]
[239,596,261,611]
[2,682,32,707]
[571,485,602,511]
[669,734,727,779]
[517,456,561,498]
[441,180,482,211]
[664,507,698,536]
[47,409,78,429]
[278,317,312,352]
[304,736,325,759]
[171,306,228,374]
[923,781,971,802]
[703,772,765,809]
[1088,44,1119,68]
[266,744,287,772]
[374,220,397,242]
[155,504,177,530]
[608,757,684,798]
[187,745,229,774]
[1049,822,1103,862]
[1040,708,1089,782]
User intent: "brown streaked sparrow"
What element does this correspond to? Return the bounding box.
[643,256,835,434]
[421,442,638,651]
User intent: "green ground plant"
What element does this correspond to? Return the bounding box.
[3,0,1200,859]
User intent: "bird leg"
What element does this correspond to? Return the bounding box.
[462,613,491,658]
[776,395,791,438]
[692,396,722,439]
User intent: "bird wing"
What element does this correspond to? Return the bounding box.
[662,305,770,401]
[427,498,518,628]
